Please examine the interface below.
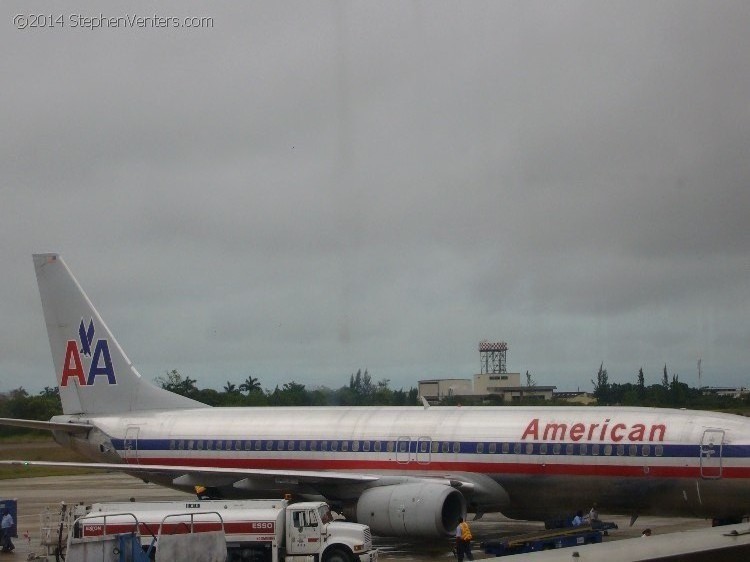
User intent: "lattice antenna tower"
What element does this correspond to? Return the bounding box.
[479,340,508,374]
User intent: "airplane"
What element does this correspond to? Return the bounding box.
[2,253,750,539]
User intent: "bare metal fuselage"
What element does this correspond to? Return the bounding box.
[57,404,750,521]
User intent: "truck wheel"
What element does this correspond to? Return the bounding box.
[323,547,355,562]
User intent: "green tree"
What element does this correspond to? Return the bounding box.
[637,368,645,400]
[155,369,198,398]
[591,362,609,403]
[239,376,262,394]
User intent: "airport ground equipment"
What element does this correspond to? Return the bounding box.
[482,525,605,556]
[67,509,225,562]
[488,521,750,561]
[83,498,377,562]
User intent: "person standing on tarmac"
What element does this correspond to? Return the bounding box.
[455,517,474,561]
[1,509,14,553]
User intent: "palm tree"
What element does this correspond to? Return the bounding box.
[223,381,238,394]
[240,376,262,394]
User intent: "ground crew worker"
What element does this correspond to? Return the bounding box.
[455,517,474,561]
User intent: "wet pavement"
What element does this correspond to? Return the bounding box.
[0,473,713,560]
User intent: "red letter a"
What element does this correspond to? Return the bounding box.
[61,340,86,387]
[521,418,540,440]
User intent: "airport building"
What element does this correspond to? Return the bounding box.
[419,341,556,404]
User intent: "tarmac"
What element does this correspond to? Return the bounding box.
[0,472,716,560]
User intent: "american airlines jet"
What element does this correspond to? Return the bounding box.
[2,253,750,538]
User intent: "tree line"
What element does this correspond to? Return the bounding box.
[153,368,420,407]
[0,369,419,437]
[590,362,747,410]
[2,364,747,437]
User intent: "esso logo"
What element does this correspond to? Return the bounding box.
[251,522,274,531]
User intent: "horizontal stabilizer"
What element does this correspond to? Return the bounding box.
[0,417,91,434]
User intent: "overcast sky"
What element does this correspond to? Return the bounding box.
[2,1,748,397]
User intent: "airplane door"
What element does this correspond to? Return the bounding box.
[124,426,139,464]
[700,429,723,479]
[416,437,431,464]
[396,437,411,464]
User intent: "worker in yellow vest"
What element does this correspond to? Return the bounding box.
[455,517,474,561]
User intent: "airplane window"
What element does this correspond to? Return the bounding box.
[278,441,285,451]
[196,440,204,450]
[513,443,521,454]
[565,444,574,455]
[553,444,561,455]
[254,440,261,451]
[502,442,509,454]
[629,445,637,456]
[266,441,273,451]
[655,445,664,457]
[288,441,295,450]
[579,444,587,455]
[169,440,176,450]
[421,441,429,453]
[341,441,349,452]
[352,441,359,452]
[642,444,650,456]
[398,441,408,453]
[177,440,184,450]
[616,444,625,456]
[431,441,439,453]
[525,443,534,454]
[442,442,450,453]
[453,442,461,453]
[321,441,328,451]
[604,444,612,456]
[387,441,394,453]
[244,441,251,451]
[310,441,317,451]
[331,441,339,451]
[489,443,497,454]
[299,441,307,451]
[206,440,213,450]
[373,441,381,452]
[236,440,242,450]
[476,443,484,454]
[216,441,223,450]
[539,443,547,455]
[363,441,370,452]
[591,444,599,456]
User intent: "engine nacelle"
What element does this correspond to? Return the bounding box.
[352,483,466,537]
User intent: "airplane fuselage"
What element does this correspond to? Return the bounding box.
[56,405,750,521]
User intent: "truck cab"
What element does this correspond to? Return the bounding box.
[286,502,375,561]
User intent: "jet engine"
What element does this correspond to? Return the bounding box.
[350,482,466,537]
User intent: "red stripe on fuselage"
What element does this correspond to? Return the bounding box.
[123,456,750,479]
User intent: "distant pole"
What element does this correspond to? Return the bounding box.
[698,358,702,389]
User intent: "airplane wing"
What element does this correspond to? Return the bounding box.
[0,417,92,434]
[0,459,381,485]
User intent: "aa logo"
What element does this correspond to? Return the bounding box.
[60,319,116,386]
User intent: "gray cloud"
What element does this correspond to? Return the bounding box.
[1,1,748,396]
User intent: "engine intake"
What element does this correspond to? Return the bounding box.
[352,483,466,537]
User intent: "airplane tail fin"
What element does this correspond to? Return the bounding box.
[33,253,207,415]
